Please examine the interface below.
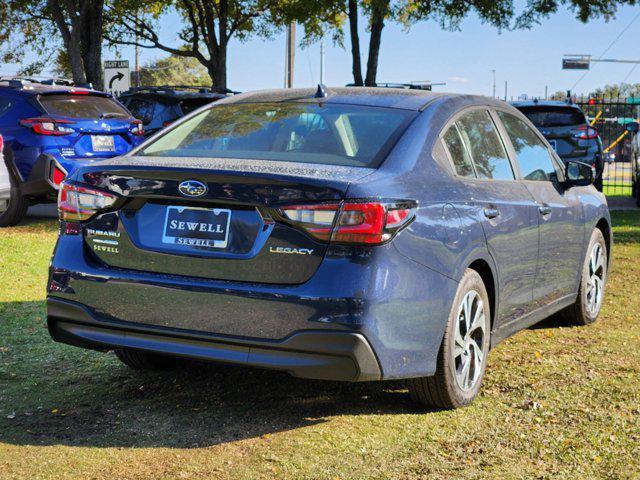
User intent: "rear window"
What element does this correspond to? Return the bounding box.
[139,103,415,167]
[517,106,586,128]
[39,94,131,119]
[179,98,218,115]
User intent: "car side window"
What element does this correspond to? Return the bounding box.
[456,110,514,180]
[497,111,559,182]
[442,124,476,177]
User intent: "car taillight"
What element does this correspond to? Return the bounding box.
[130,119,144,136]
[19,117,75,136]
[0,134,3,153]
[58,182,118,222]
[572,125,599,140]
[51,164,66,187]
[280,201,416,245]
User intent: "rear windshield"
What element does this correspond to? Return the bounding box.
[179,98,218,115]
[517,106,586,127]
[139,103,415,167]
[40,94,131,119]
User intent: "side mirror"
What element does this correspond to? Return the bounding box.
[565,160,594,187]
[625,121,639,133]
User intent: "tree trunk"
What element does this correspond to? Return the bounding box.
[348,0,363,86]
[80,0,105,89]
[214,46,227,90]
[47,0,87,84]
[364,0,389,87]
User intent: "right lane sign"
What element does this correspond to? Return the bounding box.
[104,60,130,95]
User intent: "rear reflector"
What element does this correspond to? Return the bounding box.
[280,201,416,245]
[52,165,66,186]
[58,182,118,222]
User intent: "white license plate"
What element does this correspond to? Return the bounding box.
[91,135,115,152]
[162,206,231,249]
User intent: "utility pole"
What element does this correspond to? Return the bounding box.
[544,85,548,99]
[319,41,325,84]
[134,9,141,87]
[504,81,508,101]
[492,69,496,98]
[285,23,296,88]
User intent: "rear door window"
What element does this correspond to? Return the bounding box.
[497,111,559,182]
[517,106,586,127]
[442,124,475,177]
[39,94,130,119]
[456,110,514,180]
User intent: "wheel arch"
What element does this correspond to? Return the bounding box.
[467,258,497,332]
[595,217,612,267]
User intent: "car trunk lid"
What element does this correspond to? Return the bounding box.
[77,157,374,284]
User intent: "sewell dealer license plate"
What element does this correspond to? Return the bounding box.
[162,206,231,249]
[91,135,115,152]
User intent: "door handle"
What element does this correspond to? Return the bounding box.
[483,207,500,219]
[538,205,552,216]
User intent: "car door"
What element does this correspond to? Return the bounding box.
[442,108,540,326]
[496,110,585,305]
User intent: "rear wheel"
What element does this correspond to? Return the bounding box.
[407,269,490,409]
[115,349,177,370]
[560,228,607,326]
[0,170,28,227]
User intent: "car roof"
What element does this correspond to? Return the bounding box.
[0,81,106,97]
[216,86,457,111]
[510,99,582,109]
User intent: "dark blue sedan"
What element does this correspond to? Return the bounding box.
[46,87,611,409]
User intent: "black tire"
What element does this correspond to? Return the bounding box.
[115,349,177,370]
[407,269,491,409]
[560,228,608,326]
[0,167,28,227]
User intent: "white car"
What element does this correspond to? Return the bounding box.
[0,135,11,213]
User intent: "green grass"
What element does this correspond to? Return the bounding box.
[603,184,633,196]
[1,213,640,479]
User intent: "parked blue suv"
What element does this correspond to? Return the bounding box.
[0,78,145,226]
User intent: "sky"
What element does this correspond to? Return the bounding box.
[10,3,640,98]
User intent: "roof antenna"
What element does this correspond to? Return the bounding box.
[315,83,328,98]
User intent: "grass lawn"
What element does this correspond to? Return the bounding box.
[1,212,639,480]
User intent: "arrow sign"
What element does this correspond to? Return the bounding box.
[103,59,130,95]
[109,72,124,89]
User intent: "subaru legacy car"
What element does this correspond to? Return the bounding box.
[47,87,611,409]
[512,100,604,191]
[0,78,145,226]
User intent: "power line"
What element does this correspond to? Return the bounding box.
[571,9,640,90]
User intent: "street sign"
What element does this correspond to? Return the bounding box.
[562,58,590,70]
[103,60,130,96]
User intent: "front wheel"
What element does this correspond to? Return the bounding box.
[407,269,491,409]
[560,228,608,326]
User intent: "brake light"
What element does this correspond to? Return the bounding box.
[280,201,416,245]
[0,134,3,153]
[572,125,598,140]
[69,89,90,95]
[162,120,174,127]
[58,182,118,222]
[19,117,75,136]
[130,119,144,136]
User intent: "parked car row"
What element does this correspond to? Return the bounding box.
[0,78,229,226]
[46,87,610,409]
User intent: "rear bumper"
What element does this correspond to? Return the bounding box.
[47,297,382,382]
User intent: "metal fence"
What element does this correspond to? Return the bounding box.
[574,96,636,196]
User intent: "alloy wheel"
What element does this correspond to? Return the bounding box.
[453,290,487,391]
[586,243,605,315]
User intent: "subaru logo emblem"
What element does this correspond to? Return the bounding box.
[178,180,207,197]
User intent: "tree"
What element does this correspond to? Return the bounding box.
[0,0,106,89]
[138,54,211,86]
[296,0,516,86]
[106,0,285,90]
